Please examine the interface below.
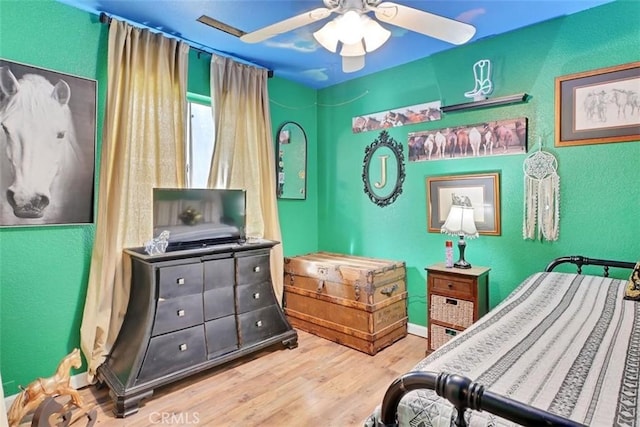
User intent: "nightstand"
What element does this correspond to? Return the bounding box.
[425,263,490,353]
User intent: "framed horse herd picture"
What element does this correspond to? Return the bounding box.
[0,58,96,227]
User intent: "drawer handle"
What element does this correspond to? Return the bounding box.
[179,343,188,351]
[445,329,457,337]
[253,292,260,300]
[445,298,458,306]
[447,282,453,288]
[253,266,261,273]
[255,320,263,328]
[381,284,398,297]
[177,278,185,285]
[177,309,185,317]
[354,284,361,301]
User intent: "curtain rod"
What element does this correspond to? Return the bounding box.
[97,12,273,78]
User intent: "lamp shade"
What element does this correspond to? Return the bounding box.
[313,20,339,53]
[441,205,478,238]
[341,55,365,73]
[362,17,391,52]
[340,40,366,57]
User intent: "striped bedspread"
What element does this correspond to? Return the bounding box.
[365,272,639,426]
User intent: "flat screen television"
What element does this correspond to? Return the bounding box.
[153,188,246,251]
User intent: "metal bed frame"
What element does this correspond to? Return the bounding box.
[377,256,635,427]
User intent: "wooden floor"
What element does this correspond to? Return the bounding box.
[68,331,425,427]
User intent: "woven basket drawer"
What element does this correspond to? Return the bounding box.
[430,295,474,328]
[430,324,461,351]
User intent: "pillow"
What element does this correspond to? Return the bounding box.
[624,262,640,301]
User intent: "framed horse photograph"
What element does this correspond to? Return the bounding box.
[0,58,96,227]
[555,61,640,147]
[407,117,528,162]
[351,99,442,134]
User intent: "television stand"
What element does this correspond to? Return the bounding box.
[97,239,297,417]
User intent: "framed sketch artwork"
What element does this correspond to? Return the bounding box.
[0,59,96,226]
[426,172,501,235]
[555,61,640,147]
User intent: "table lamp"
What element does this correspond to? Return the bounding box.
[441,204,478,269]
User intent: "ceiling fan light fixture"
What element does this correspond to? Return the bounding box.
[362,18,391,52]
[335,10,365,45]
[340,40,366,57]
[342,55,365,73]
[313,20,339,52]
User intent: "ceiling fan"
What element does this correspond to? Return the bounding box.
[240,0,476,73]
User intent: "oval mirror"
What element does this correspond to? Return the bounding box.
[276,122,307,200]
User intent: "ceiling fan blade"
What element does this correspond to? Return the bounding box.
[240,8,333,43]
[374,2,476,45]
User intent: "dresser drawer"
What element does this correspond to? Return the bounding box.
[238,305,288,346]
[204,257,235,291]
[152,293,203,336]
[158,263,203,298]
[430,295,474,328]
[237,253,270,285]
[431,274,474,298]
[205,315,238,357]
[203,287,235,321]
[138,325,207,382]
[236,281,273,314]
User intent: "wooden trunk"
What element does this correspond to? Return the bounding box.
[283,252,407,355]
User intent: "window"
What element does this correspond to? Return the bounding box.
[186,94,215,188]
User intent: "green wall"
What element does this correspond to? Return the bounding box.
[314,0,640,326]
[1,0,639,400]
[0,0,107,396]
[268,78,319,256]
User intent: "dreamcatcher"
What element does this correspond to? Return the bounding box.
[523,139,560,241]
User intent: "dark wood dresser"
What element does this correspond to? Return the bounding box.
[97,239,298,417]
[426,263,490,353]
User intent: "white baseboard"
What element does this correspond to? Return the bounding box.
[3,372,90,415]
[407,322,427,338]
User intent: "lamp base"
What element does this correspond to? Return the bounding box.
[454,235,472,269]
[454,259,472,269]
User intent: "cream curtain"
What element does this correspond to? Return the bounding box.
[208,55,284,303]
[80,19,189,379]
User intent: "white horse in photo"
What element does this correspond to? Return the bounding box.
[434,131,446,158]
[0,66,91,225]
[468,127,481,157]
[423,134,434,160]
[483,127,494,156]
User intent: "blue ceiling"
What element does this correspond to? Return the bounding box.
[55,0,613,89]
